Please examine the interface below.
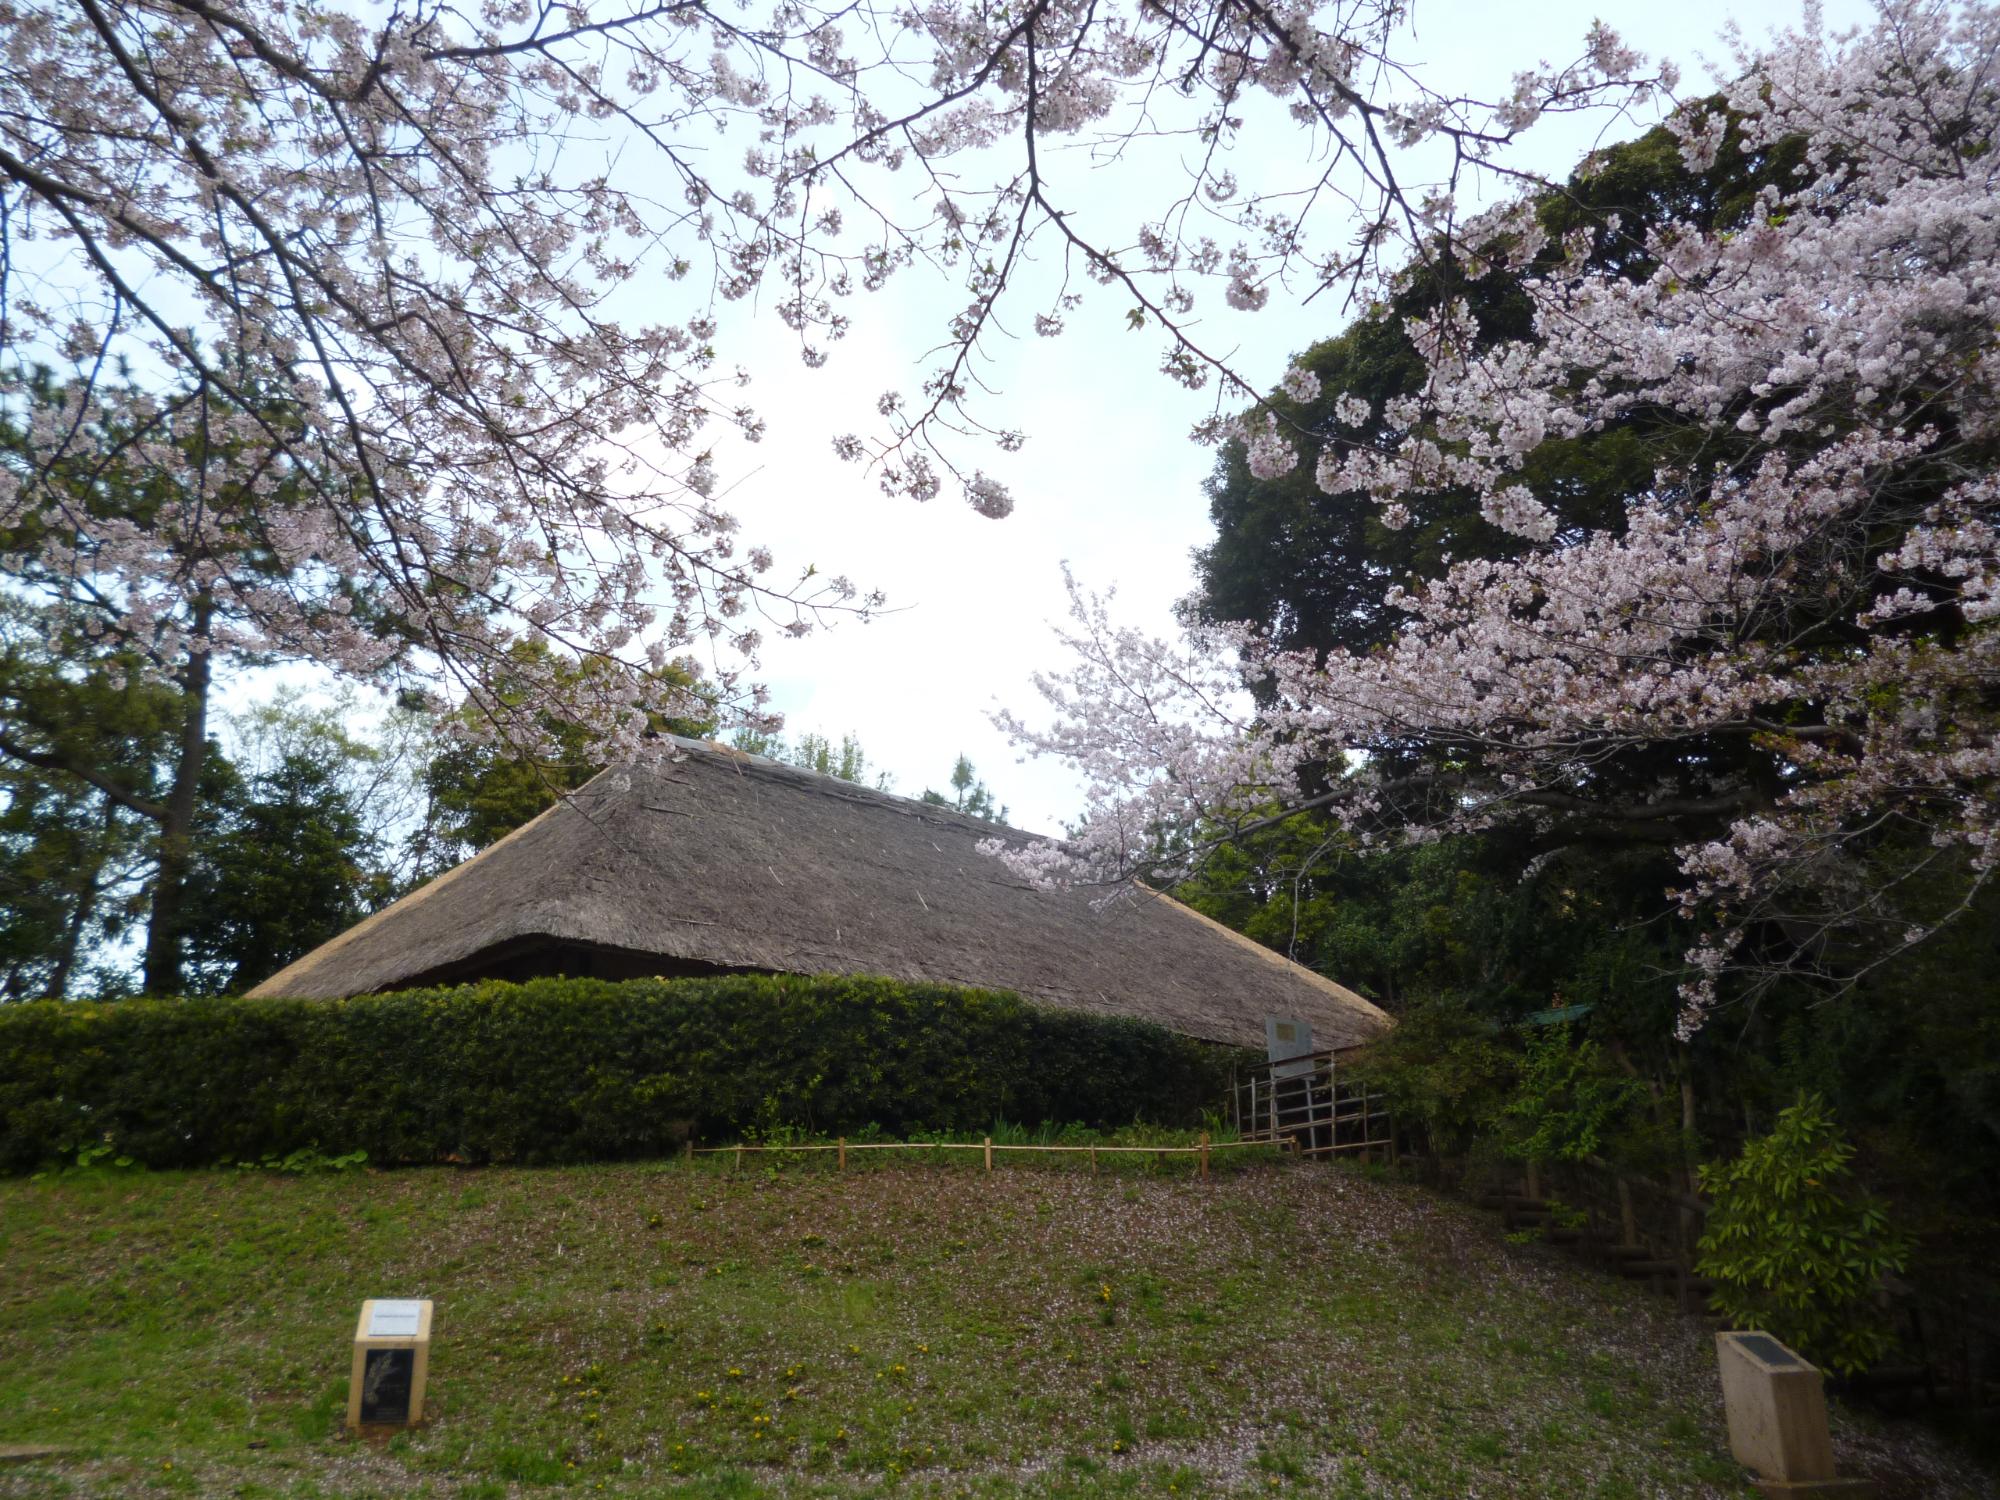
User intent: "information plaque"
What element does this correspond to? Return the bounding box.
[347,1298,433,1431]
[367,1300,424,1338]
[1713,1330,1874,1494]
[359,1348,416,1424]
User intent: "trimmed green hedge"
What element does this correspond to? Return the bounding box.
[0,975,1240,1171]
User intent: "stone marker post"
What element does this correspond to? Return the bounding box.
[348,1299,434,1432]
[1715,1331,1872,1497]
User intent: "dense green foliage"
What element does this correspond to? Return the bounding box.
[1696,1097,1914,1376]
[1182,813,1999,1317]
[0,975,1238,1173]
[178,750,384,997]
[0,677,418,1000]
[1497,1028,1650,1170]
[0,597,182,998]
[0,627,398,1001]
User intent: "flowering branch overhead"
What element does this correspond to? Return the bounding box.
[999,1,2000,1035]
[0,0,1671,756]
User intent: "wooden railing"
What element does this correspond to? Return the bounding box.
[681,1134,1287,1178]
[1229,1048,1392,1161]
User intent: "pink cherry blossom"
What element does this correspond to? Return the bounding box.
[1,0,1672,765]
[1001,1,2000,1036]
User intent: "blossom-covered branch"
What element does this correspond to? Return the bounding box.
[0,0,1667,759]
[1001,0,2000,1035]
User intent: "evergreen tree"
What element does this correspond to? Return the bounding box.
[180,751,381,995]
[0,597,181,997]
[922,755,1007,822]
[729,728,892,791]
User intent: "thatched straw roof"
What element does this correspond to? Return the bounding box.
[251,738,1390,1051]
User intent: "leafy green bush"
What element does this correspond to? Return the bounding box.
[0,975,1240,1172]
[1500,1026,1647,1166]
[234,1147,369,1175]
[1696,1094,1913,1375]
[1345,999,1516,1157]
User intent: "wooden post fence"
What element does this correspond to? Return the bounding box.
[679,1138,1284,1177]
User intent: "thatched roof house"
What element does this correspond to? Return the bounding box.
[252,738,1389,1051]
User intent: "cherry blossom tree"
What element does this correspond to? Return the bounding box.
[0,0,1670,760]
[999,1,2000,1035]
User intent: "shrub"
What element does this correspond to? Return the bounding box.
[1347,999,1516,1156]
[0,974,1240,1172]
[1500,1025,1647,1166]
[1695,1094,1912,1375]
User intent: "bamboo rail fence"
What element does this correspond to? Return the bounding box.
[681,1132,1291,1179]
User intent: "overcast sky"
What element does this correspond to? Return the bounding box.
[668,0,1872,835]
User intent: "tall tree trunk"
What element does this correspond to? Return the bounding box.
[1678,1060,1699,1193]
[141,613,212,996]
[43,796,114,999]
[1675,1046,1701,1273]
[46,872,98,999]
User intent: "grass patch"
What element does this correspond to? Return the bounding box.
[0,1158,1986,1498]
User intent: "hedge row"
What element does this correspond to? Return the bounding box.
[0,974,1241,1172]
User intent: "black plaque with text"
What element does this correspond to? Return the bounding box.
[359,1347,415,1424]
[1733,1332,1804,1369]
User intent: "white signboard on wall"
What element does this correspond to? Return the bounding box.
[1265,1015,1315,1078]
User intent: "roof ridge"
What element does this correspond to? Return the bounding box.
[655,734,1036,841]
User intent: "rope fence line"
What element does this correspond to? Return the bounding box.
[682,1132,1296,1178]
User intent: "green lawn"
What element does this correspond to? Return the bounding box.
[0,1154,1985,1498]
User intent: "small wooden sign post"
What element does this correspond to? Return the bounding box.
[348,1299,433,1433]
[1715,1331,1872,1497]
